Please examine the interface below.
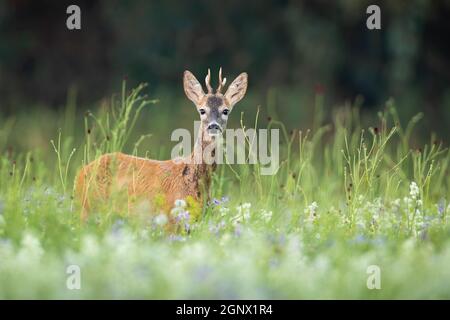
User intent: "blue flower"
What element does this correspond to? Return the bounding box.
[176,211,190,223]
[111,219,125,238]
[437,199,446,217]
[168,235,186,242]
[210,196,230,207]
[234,223,242,237]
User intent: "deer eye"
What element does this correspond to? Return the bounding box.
[222,109,229,115]
[199,109,206,115]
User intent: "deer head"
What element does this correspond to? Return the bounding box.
[183,68,248,138]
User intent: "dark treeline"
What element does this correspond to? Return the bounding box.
[0,0,449,136]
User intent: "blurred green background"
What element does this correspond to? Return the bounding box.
[0,0,449,141]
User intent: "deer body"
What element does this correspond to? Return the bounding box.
[76,129,216,220]
[75,68,248,222]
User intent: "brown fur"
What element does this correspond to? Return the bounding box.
[75,149,214,221]
[74,69,247,223]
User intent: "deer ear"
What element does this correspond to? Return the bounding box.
[224,72,248,107]
[183,71,205,105]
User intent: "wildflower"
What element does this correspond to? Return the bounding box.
[437,199,446,217]
[171,199,188,217]
[234,223,243,237]
[168,235,186,242]
[304,201,318,222]
[219,206,230,217]
[111,219,125,237]
[172,209,190,232]
[236,203,252,220]
[209,224,218,234]
[154,213,168,226]
[57,194,66,203]
[261,210,273,223]
[353,234,367,244]
[403,196,412,207]
[209,220,226,236]
[175,211,190,223]
[174,199,187,208]
[409,181,420,200]
[391,198,401,212]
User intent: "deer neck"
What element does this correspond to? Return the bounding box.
[187,124,218,188]
[192,124,218,168]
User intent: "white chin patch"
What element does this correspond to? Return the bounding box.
[207,130,221,137]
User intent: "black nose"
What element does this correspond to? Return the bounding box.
[208,123,220,130]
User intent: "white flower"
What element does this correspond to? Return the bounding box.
[409,181,420,199]
[219,206,230,217]
[304,201,318,222]
[392,198,401,207]
[154,213,168,226]
[403,196,413,207]
[171,199,188,217]
[261,210,273,223]
[242,203,251,209]
[232,203,252,225]
[236,203,252,220]
[174,199,187,208]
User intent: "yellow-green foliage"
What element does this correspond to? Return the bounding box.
[186,195,202,221]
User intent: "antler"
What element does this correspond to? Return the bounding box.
[205,68,213,94]
[216,67,227,94]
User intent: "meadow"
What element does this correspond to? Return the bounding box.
[0,82,449,299]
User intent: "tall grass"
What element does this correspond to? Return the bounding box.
[0,83,449,298]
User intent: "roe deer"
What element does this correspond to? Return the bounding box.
[75,68,248,222]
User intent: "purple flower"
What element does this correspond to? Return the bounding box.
[437,199,446,217]
[234,223,242,237]
[351,234,367,244]
[111,219,126,239]
[176,210,190,223]
[168,235,185,242]
[208,220,227,236]
[210,196,230,207]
